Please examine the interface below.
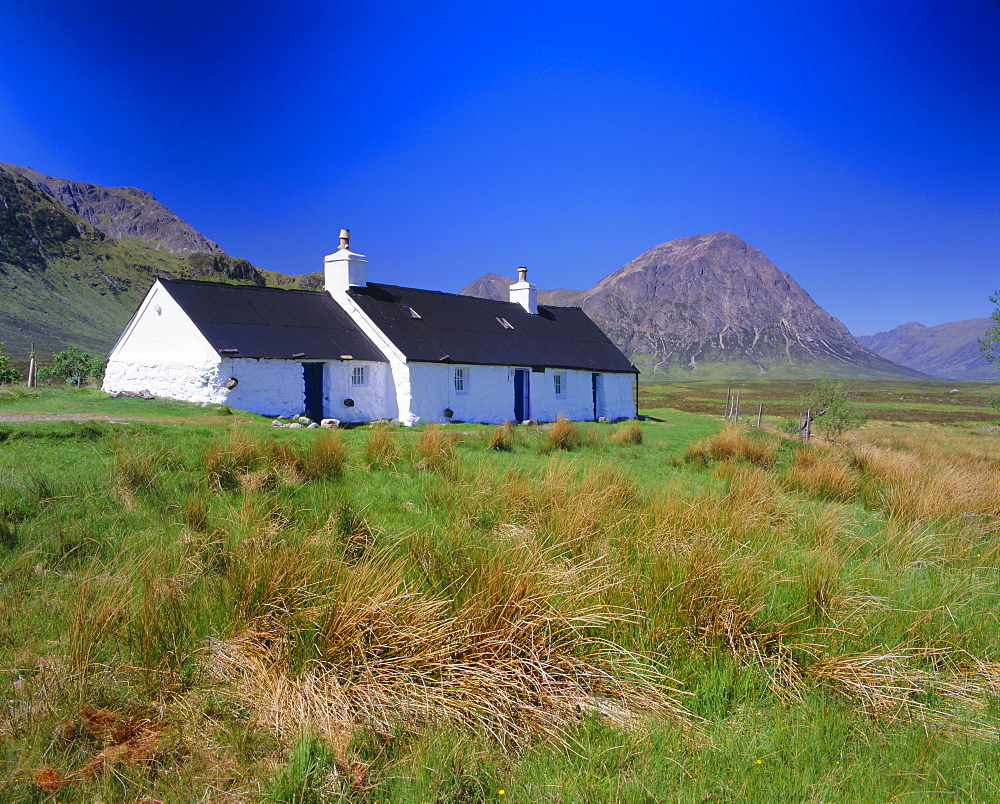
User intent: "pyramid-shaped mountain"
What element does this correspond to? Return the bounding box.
[463,232,932,379]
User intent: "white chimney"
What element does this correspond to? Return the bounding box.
[509,266,538,314]
[324,228,367,294]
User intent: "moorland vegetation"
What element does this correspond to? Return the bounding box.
[1,385,1000,801]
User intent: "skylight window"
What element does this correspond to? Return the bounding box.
[402,305,422,319]
[495,316,514,330]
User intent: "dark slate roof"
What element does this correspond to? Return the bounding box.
[347,283,636,373]
[160,279,386,361]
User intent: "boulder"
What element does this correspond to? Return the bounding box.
[320,418,341,429]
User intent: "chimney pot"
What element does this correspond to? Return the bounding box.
[324,228,367,293]
[510,265,538,314]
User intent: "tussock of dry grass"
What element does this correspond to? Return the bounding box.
[412,425,459,474]
[539,417,582,453]
[784,444,859,502]
[685,424,777,466]
[205,546,691,751]
[365,423,401,468]
[201,431,346,492]
[484,422,515,451]
[611,420,643,446]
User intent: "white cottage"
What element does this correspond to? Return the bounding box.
[103,231,637,424]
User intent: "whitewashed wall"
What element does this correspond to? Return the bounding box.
[405,363,635,424]
[102,281,394,420]
[103,282,225,404]
[320,361,396,423]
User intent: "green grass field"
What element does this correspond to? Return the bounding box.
[641,378,998,425]
[2,383,1000,801]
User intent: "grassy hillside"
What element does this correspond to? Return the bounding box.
[2,386,1000,800]
[0,165,318,358]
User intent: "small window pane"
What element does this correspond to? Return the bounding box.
[352,366,366,386]
[554,372,566,397]
[454,367,468,394]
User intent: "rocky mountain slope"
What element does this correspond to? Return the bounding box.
[858,319,996,381]
[7,163,224,254]
[462,231,931,380]
[0,163,315,357]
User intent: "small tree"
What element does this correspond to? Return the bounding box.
[800,377,867,440]
[979,291,1000,420]
[37,347,105,387]
[978,290,1000,364]
[0,343,21,384]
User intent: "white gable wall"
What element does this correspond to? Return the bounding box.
[407,363,636,424]
[327,288,418,425]
[103,281,226,404]
[103,281,395,420]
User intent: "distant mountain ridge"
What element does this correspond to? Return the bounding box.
[7,164,224,254]
[462,231,931,380]
[858,319,996,381]
[0,162,318,357]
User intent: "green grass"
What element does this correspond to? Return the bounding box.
[641,378,999,425]
[2,387,1000,801]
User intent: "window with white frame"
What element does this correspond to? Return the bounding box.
[553,372,567,398]
[454,367,469,395]
[351,365,367,386]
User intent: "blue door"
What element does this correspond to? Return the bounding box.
[303,363,324,420]
[513,369,530,421]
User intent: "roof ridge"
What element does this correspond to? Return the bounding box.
[161,277,322,296]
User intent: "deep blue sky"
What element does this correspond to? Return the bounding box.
[1,1,997,335]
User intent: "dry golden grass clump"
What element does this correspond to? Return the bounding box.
[784,443,860,502]
[484,421,515,451]
[200,430,345,492]
[685,424,777,466]
[611,420,643,446]
[205,543,690,751]
[364,422,401,468]
[440,459,642,552]
[539,416,583,453]
[299,431,346,480]
[845,441,1000,524]
[412,425,459,474]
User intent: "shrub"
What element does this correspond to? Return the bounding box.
[37,346,105,386]
[800,377,867,439]
[0,343,20,384]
